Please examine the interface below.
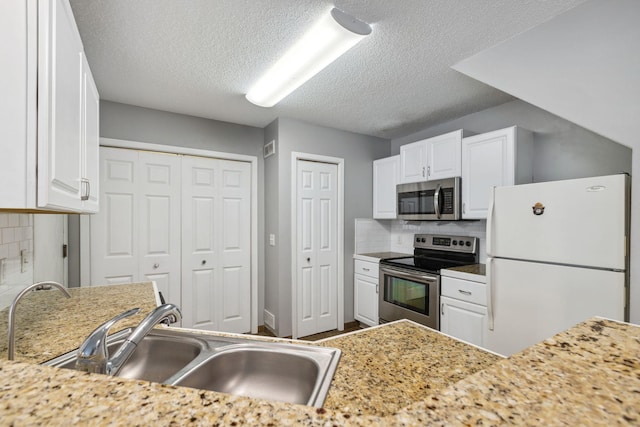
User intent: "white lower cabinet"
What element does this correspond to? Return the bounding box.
[354,259,379,327]
[440,274,487,348]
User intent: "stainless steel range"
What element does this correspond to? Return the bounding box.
[379,234,478,330]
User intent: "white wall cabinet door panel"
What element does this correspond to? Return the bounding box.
[373,155,399,219]
[296,160,338,338]
[400,140,427,184]
[461,126,532,219]
[139,152,182,307]
[37,0,84,211]
[81,56,100,212]
[1,0,99,212]
[91,147,139,286]
[426,130,462,180]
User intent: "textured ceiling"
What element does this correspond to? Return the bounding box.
[69,0,585,139]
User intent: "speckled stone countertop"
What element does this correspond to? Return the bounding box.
[0,282,158,363]
[1,281,639,425]
[441,263,486,282]
[354,252,410,262]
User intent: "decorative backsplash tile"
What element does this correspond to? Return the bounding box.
[0,214,34,309]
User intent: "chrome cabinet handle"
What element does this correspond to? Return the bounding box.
[153,263,159,269]
[362,267,370,272]
[462,202,466,215]
[427,166,430,177]
[458,289,472,296]
[81,179,90,201]
[441,302,444,316]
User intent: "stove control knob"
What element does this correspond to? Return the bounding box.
[421,238,426,243]
[452,240,458,246]
[416,237,420,243]
[465,241,471,247]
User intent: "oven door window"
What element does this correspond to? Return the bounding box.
[398,190,435,215]
[384,276,429,315]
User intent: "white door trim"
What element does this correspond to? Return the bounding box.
[291,151,344,339]
[80,137,259,334]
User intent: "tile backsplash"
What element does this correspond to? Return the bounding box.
[354,218,487,262]
[0,214,34,309]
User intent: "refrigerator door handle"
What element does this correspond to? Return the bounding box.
[486,186,496,257]
[486,256,495,331]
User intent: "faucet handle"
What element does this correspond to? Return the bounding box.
[75,308,140,374]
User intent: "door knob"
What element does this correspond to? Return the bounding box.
[201,260,206,265]
[306,257,310,262]
[153,263,159,269]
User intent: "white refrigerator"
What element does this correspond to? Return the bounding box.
[486,174,629,356]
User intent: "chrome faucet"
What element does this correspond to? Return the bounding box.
[75,303,182,375]
[7,281,71,360]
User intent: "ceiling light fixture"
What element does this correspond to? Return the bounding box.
[245,8,372,108]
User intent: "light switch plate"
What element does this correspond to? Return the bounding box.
[269,234,276,246]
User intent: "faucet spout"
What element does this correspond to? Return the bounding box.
[7,281,71,360]
[76,304,182,376]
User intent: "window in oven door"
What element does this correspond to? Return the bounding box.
[383,275,430,315]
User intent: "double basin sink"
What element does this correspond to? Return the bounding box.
[44,328,341,408]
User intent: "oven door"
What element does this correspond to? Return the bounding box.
[379,266,440,330]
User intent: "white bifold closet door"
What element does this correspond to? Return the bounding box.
[181,156,251,333]
[90,148,181,305]
[91,147,251,333]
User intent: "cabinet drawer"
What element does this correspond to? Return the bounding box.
[354,260,378,279]
[441,276,486,306]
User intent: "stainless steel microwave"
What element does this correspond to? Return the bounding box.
[396,177,461,221]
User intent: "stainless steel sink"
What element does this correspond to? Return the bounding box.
[46,329,208,383]
[44,328,341,408]
[173,344,329,405]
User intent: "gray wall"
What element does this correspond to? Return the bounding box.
[72,101,266,323]
[265,118,389,337]
[392,99,632,182]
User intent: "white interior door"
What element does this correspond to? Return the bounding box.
[181,157,251,333]
[138,151,182,306]
[91,147,139,285]
[296,160,338,338]
[181,156,219,330]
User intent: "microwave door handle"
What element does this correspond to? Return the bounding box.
[434,184,441,219]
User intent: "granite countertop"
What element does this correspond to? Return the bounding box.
[354,252,410,262]
[441,263,486,281]
[1,282,639,425]
[0,282,158,363]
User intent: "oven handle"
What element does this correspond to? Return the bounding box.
[434,184,441,219]
[380,267,438,282]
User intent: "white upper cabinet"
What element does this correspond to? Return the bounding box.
[461,126,533,219]
[0,0,99,213]
[373,155,400,219]
[426,130,463,180]
[400,130,465,183]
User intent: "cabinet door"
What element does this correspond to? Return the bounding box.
[354,274,378,327]
[373,155,399,219]
[426,130,462,180]
[461,128,515,219]
[440,295,487,348]
[400,140,427,184]
[37,0,84,211]
[81,54,100,213]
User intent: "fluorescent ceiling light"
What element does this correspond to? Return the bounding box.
[245,8,372,108]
